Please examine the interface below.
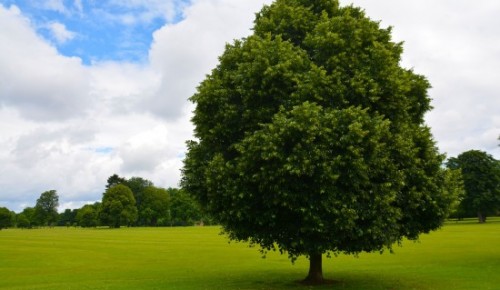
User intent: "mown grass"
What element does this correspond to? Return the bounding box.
[0,218,499,289]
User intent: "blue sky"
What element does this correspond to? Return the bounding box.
[0,0,499,212]
[0,0,189,64]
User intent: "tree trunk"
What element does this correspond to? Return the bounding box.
[303,253,324,285]
[477,211,486,223]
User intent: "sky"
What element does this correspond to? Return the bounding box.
[1,0,499,213]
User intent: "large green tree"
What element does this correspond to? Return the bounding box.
[17,207,36,228]
[138,186,170,226]
[105,174,154,225]
[0,207,14,230]
[182,0,453,284]
[34,190,59,226]
[447,150,500,223]
[76,203,100,227]
[100,184,138,228]
[126,177,154,224]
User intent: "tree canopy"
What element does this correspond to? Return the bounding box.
[138,186,170,226]
[34,190,59,226]
[169,188,202,226]
[76,203,100,228]
[106,174,127,189]
[0,207,14,230]
[182,0,453,284]
[58,208,78,227]
[447,150,500,223]
[100,184,138,228]
[17,207,36,228]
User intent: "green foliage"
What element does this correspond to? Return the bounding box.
[100,184,138,228]
[106,174,127,189]
[447,150,500,222]
[105,174,155,226]
[16,207,36,228]
[210,103,402,256]
[440,169,465,219]
[139,187,170,226]
[76,203,100,227]
[183,0,451,268]
[0,207,14,229]
[125,177,154,224]
[57,208,78,226]
[15,213,30,228]
[34,190,59,226]
[169,188,202,226]
[102,174,203,227]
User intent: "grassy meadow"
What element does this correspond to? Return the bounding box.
[0,219,499,290]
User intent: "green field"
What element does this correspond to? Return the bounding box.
[0,219,499,290]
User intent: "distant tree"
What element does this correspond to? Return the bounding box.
[17,207,36,228]
[139,186,170,226]
[9,210,16,227]
[442,169,466,219]
[125,177,154,222]
[105,175,154,225]
[100,184,138,228]
[169,189,201,226]
[106,174,127,189]
[76,203,100,227]
[0,207,14,230]
[182,0,453,284]
[16,214,30,228]
[58,208,78,226]
[447,150,500,223]
[34,190,59,226]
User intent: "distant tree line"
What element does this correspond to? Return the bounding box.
[1,189,60,229]
[0,174,212,229]
[446,150,500,222]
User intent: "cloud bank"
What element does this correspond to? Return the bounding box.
[0,0,272,212]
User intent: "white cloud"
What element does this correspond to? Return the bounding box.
[118,122,190,174]
[146,0,273,119]
[0,124,108,212]
[89,61,161,114]
[42,0,68,14]
[74,0,83,14]
[0,5,90,121]
[47,21,76,44]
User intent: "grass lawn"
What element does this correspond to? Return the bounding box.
[0,218,499,289]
